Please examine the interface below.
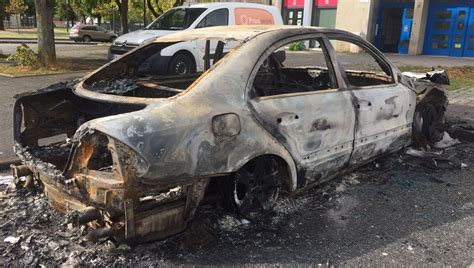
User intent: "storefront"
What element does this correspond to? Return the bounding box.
[282,0,338,27]
[374,0,415,54]
[423,0,474,57]
[373,0,474,57]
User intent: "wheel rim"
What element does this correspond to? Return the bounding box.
[233,158,281,217]
[173,60,189,75]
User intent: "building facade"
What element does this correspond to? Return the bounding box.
[334,0,474,57]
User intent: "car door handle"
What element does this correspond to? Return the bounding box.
[357,101,372,110]
[276,113,300,126]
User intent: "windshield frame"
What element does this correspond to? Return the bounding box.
[146,7,207,31]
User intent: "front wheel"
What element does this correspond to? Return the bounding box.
[223,157,282,220]
[167,53,195,75]
[415,103,446,143]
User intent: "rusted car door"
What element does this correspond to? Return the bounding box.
[249,36,356,187]
[328,37,416,165]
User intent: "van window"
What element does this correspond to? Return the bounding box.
[196,9,229,28]
[147,8,207,30]
[234,8,275,25]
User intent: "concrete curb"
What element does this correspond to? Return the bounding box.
[0,39,100,45]
[0,71,87,78]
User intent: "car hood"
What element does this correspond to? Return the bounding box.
[114,29,177,45]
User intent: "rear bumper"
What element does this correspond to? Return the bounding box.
[12,144,209,243]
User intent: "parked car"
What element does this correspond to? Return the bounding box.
[69,24,118,43]
[12,26,448,244]
[108,2,283,74]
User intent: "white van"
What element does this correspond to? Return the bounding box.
[108,2,283,74]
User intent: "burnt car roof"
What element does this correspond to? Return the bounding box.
[154,25,363,43]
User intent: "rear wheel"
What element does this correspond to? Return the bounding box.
[223,157,282,220]
[83,35,91,42]
[167,53,195,75]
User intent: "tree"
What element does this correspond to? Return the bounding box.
[70,0,97,23]
[5,0,29,33]
[114,0,128,33]
[56,0,77,29]
[146,0,185,19]
[33,0,56,66]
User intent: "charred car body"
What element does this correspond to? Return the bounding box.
[12,26,448,243]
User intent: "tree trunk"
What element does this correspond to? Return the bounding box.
[0,0,4,31]
[34,0,56,66]
[16,16,20,33]
[115,0,128,34]
[147,0,158,18]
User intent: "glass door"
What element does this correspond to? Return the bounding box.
[398,8,413,54]
[463,8,474,57]
[424,7,454,56]
[450,7,470,57]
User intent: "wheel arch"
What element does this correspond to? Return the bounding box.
[172,49,197,69]
[230,152,297,194]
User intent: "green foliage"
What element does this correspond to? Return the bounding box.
[5,0,28,15]
[6,43,38,67]
[288,41,306,51]
[55,0,77,22]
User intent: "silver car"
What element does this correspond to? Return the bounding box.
[12,26,448,244]
[69,24,118,43]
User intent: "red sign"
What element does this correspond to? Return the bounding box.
[284,0,304,8]
[285,0,337,8]
[315,0,338,7]
[235,8,275,25]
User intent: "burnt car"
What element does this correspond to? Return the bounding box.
[11,26,448,243]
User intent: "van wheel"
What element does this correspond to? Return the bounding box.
[168,53,195,75]
[83,35,91,42]
[223,157,282,221]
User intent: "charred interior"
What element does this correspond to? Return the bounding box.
[82,40,231,99]
[14,85,146,172]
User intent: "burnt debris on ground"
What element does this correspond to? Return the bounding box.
[0,125,473,266]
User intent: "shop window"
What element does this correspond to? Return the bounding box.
[434,21,450,30]
[434,11,451,20]
[431,42,448,49]
[432,34,449,41]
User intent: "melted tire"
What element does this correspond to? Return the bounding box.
[222,157,282,221]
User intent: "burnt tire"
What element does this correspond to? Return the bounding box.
[222,157,282,221]
[420,104,446,143]
[83,35,91,42]
[168,53,195,75]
